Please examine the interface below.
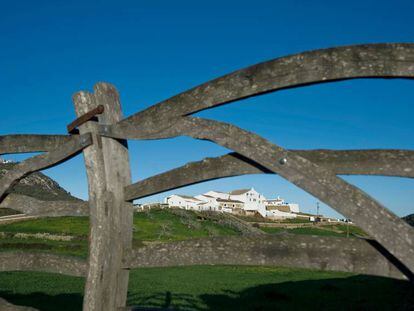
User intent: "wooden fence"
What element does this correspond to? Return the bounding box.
[1,43,413,310]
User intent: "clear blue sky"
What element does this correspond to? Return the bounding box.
[1,0,413,218]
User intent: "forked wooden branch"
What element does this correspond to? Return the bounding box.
[109,115,414,276]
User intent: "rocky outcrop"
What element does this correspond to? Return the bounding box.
[0,162,81,202]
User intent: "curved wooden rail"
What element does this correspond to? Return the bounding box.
[125,149,414,200]
[112,116,414,274]
[0,252,87,277]
[103,43,414,139]
[0,135,73,155]
[0,134,92,201]
[2,44,414,310]
[124,235,406,280]
[0,194,88,217]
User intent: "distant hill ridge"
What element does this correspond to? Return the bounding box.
[0,162,81,202]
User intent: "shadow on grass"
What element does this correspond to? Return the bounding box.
[198,275,414,311]
[128,291,201,310]
[0,291,83,311]
[128,275,414,311]
[2,275,413,311]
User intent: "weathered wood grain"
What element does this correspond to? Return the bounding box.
[0,135,73,155]
[125,149,414,201]
[73,83,133,311]
[116,116,414,275]
[2,43,414,310]
[0,252,87,276]
[124,235,406,280]
[0,134,92,202]
[67,104,104,134]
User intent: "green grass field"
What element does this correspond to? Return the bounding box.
[0,210,241,257]
[0,209,412,310]
[0,217,90,257]
[1,266,412,310]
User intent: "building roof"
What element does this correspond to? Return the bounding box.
[266,198,283,202]
[173,195,202,201]
[229,188,251,195]
[217,198,244,203]
[197,201,209,205]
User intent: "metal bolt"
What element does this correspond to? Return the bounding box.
[279,158,287,165]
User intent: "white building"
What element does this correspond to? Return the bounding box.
[228,188,266,217]
[287,203,300,213]
[165,194,203,211]
[194,194,220,211]
[203,191,229,200]
[202,188,267,217]
[165,194,223,212]
[265,196,284,207]
[216,198,244,213]
[164,189,299,219]
[266,209,297,219]
[264,196,300,219]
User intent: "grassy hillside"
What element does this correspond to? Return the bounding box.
[0,209,369,258]
[133,209,241,242]
[0,209,243,257]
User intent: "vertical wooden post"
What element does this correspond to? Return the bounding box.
[73,83,133,310]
